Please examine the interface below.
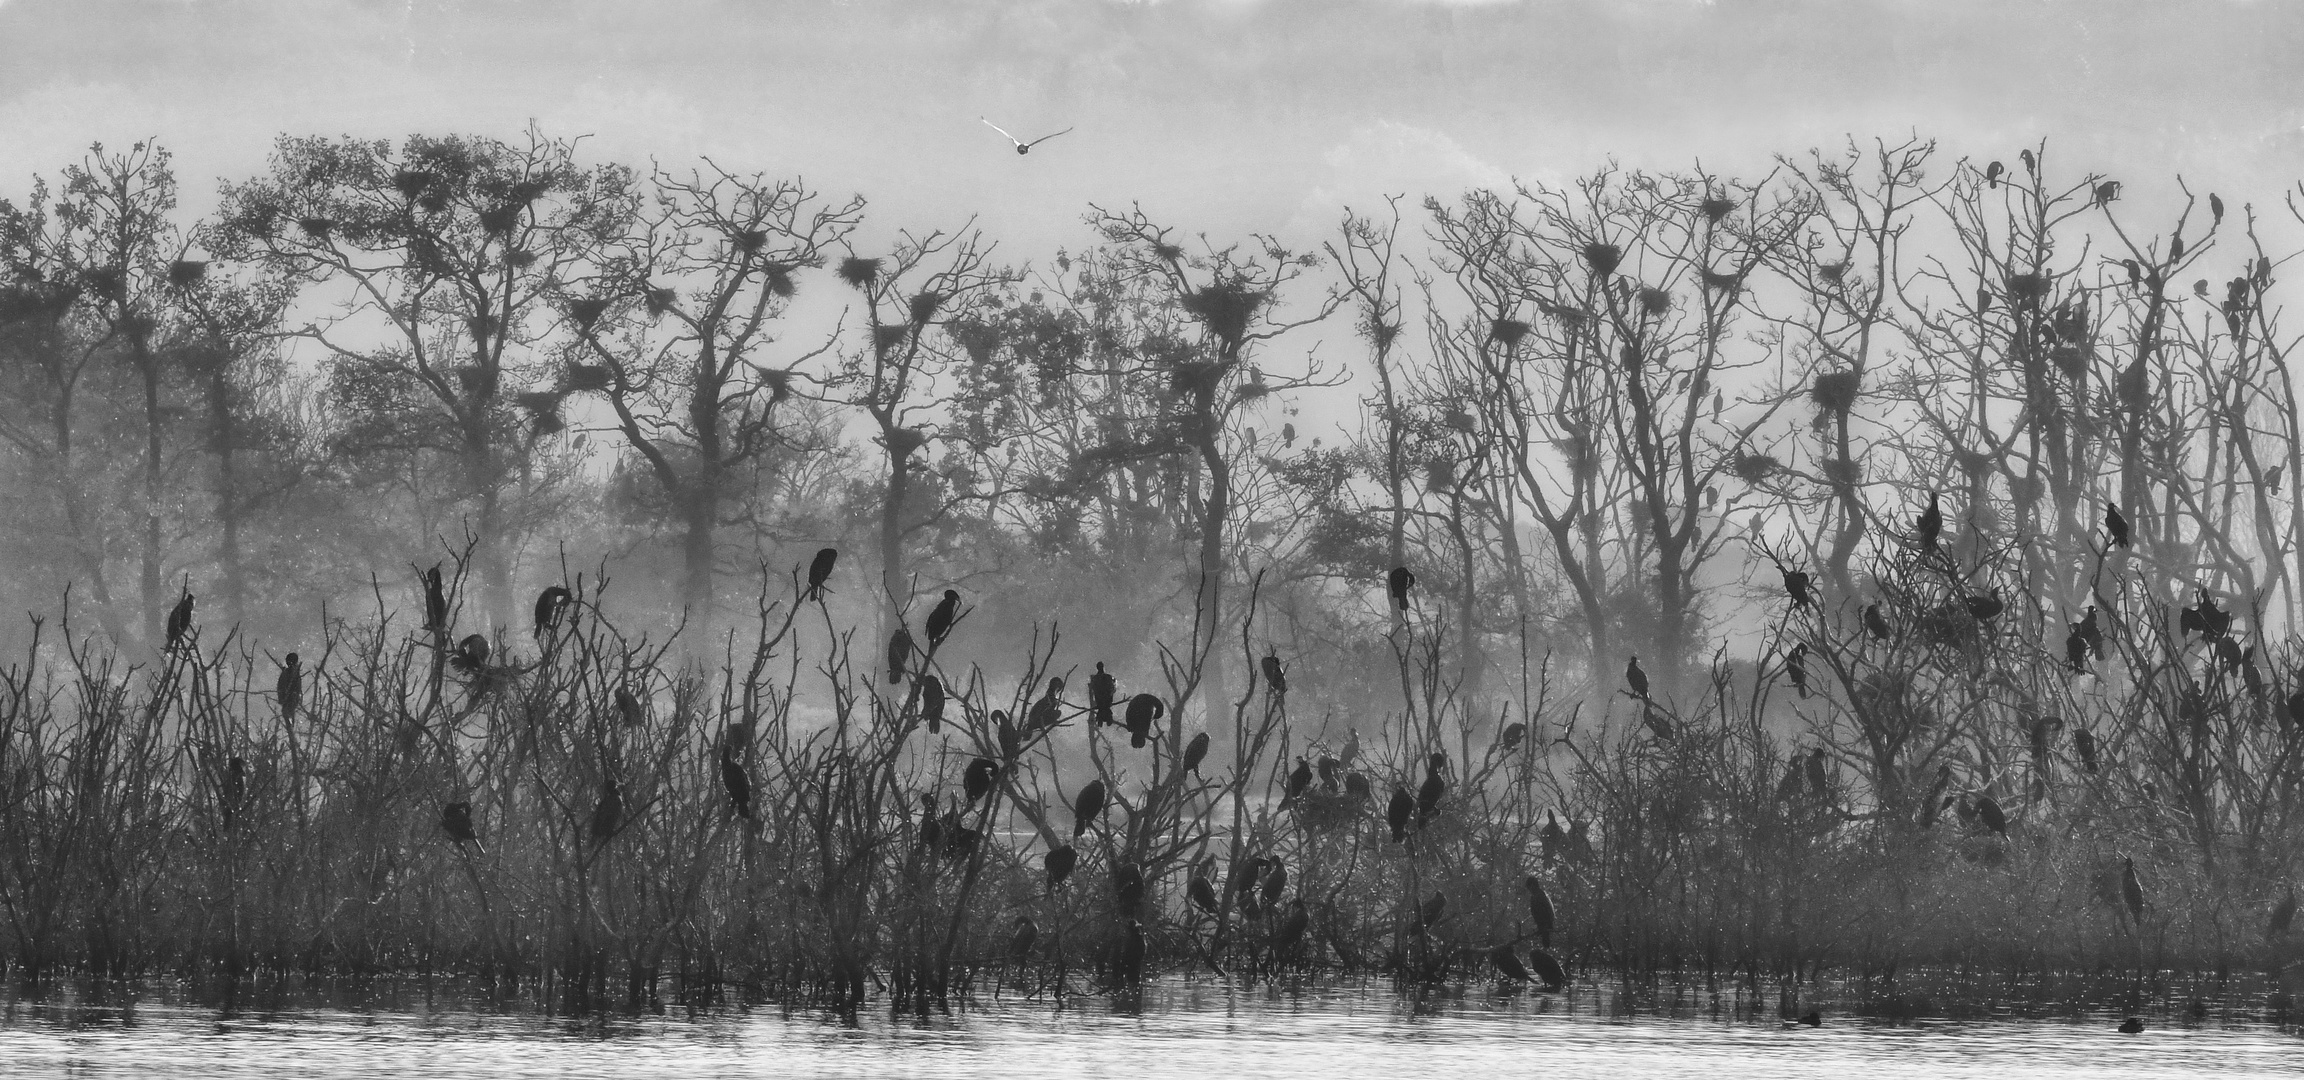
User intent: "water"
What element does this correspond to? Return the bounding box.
[2,980,2299,1078]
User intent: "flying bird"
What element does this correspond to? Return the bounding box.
[981,117,1073,155]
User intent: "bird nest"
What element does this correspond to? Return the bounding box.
[836,256,883,289]
[1181,282,1268,346]
[1732,452,1781,484]
[908,290,945,326]
[1581,242,1622,277]
[1820,457,1862,486]
[562,362,612,393]
[1699,196,1737,223]
[1810,371,1861,414]
[2004,272,2052,306]
[2049,344,2089,381]
[167,260,208,288]
[568,297,610,330]
[872,324,913,353]
[1490,317,1532,347]
[1638,287,1673,317]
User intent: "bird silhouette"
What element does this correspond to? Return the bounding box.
[2121,856,2145,925]
[1804,747,1829,801]
[1863,603,1892,642]
[1261,653,1287,699]
[1088,662,1117,727]
[1071,779,1106,838]
[1125,692,1164,749]
[2269,886,2297,940]
[2066,625,2090,672]
[1985,160,2004,188]
[1388,788,1416,843]
[1416,752,1447,825]
[1344,771,1371,802]
[1965,591,2004,622]
[1283,757,1313,807]
[1045,843,1077,891]
[277,652,303,721]
[919,672,947,734]
[1797,1010,1822,1027]
[1416,890,1447,933]
[1525,875,1556,948]
[2105,502,2130,548]
[615,684,644,727]
[1781,566,1814,608]
[1260,857,1288,908]
[1527,947,1569,990]
[441,801,481,850]
[964,757,999,803]
[925,589,961,645]
[886,625,914,684]
[1182,730,1210,772]
[805,547,837,600]
[1625,655,1649,698]
[1974,793,2008,835]
[165,591,196,652]
[1188,870,1220,916]
[590,777,622,847]
[1028,676,1064,732]
[1010,915,1037,963]
[1112,860,1145,911]
[533,585,570,638]
[1388,565,1416,610]
[720,746,752,819]
[2073,728,2099,773]
[422,565,448,633]
[451,633,491,675]
[1784,643,1810,698]
[1917,490,1943,551]
[2118,1016,2144,1034]
[1275,898,1310,952]
[981,117,1073,154]
[1491,942,1532,982]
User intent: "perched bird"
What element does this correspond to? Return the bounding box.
[1275,898,1310,951]
[721,746,753,820]
[1339,728,1361,768]
[1974,793,2008,836]
[1781,566,1814,609]
[1388,788,1416,843]
[1188,870,1220,916]
[1804,746,1829,801]
[441,801,480,849]
[1918,765,1953,829]
[276,652,303,722]
[2073,728,2099,773]
[590,777,622,847]
[1283,757,1314,807]
[1416,891,1448,933]
[1071,779,1107,838]
[1527,947,1569,990]
[1625,655,1650,698]
[2269,886,2297,940]
[1125,693,1165,750]
[1344,771,1372,802]
[925,589,962,646]
[1966,591,2005,622]
[1045,844,1077,891]
[1540,809,1568,860]
[980,117,1073,155]
[615,684,644,727]
[533,585,571,638]
[1797,1011,1822,1028]
[1416,752,1447,825]
[886,625,914,685]
[2105,502,2130,548]
[1317,755,1341,791]
[1028,677,1065,732]
[1864,603,1891,643]
[1182,730,1210,773]
[1491,943,1532,983]
[964,757,999,803]
[1260,857,1288,907]
[2118,1016,2144,1034]
[1010,916,1037,963]
[1261,653,1288,699]
[2066,625,2090,672]
[452,633,491,675]
[919,673,947,734]
[423,565,448,633]
[1088,662,1117,727]
[166,591,196,652]
[2211,192,2226,224]
[1917,490,1943,551]
[1525,875,1556,947]
[2121,856,2146,925]
[1985,160,2004,187]
[1388,565,1416,610]
[1784,643,1810,698]
[2078,606,2105,657]
[805,547,837,601]
[1112,861,1145,910]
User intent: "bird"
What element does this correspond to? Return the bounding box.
[805,547,837,600]
[1282,757,1313,807]
[720,746,752,819]
[1525,875,1556,947]
[1416,891,1447,933]
[1797,1010,1822,1028]
[1344,771,1371,802]
[1540,809,1568,860]
[2105,502,2130,548]
[1010,916,1037,963]
[964,757,999,803]
[1625,655,1649,698]
[1388,788,1416,843]
[2078,606,2104,657]
[1416,753,1447,825]
[276,652,303,722]
[1261,653,1287,699]
[1188,870,1220,916]
[1491,943,1532,983]
[2020,148,2036,173]
[1182,730,1210,773]
[1317,756,1341,791]
[1863,603,1891,642]
[1388,565,1416,610]
[1804,746,1829,801]
[1028,676,1064,732]
[1974,793,2008,835]
[2066,626,2090,672]
[886,625,914,684]
[1045,844,1077,891]
[2121,856,2146,925]
[2118,1016,2144,1034]
[1917,490,1943,551]
[1114,919,1146,984]
[1965,591,2005,622]
[1088,662,1117,727]
[1781,566,1814,608]
[2073,728,2099,773]
[2269,886,2297,940]
[980,117,1073,155]
[1260,857,1288,908]
[1125,693,1164,749]
[1275,898,1310,952]
[1784,643,1810,698]
[1071,779,1106,838]
[1985,160,2004,188]
[1112,860,1145,911]
[1918,765,1953,829]
[165,591,196,652]
[528,586,570,640]
[220,756,246,826]
[1527,947,1569,990]
[451,633,491,675]
[919,673,946,734]
[590,777,622,847]
[2211,192,2226,224]
[441,801,480,849]
[615,684,644,727]
[925,589,961,646]
[422,565,448,633]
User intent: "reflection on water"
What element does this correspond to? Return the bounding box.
[2,979,2300,1078]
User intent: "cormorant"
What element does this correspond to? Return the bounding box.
[533,585,571,637]
[1282,757,1313,806]
[2269,886,2297,940]
[920,673,946,734]
[2122,856,2146,925]
[964,757,999,803]
[925,589,961,646]
[1804,747,1829,801]
[1784,643,1809,698]
[1388,565,1416,610]
[1974,793,2008,835]
[1028,676,1064,732]
[2118,1016,2144,1034]
[1010,916,1037,962]
[721,746,752,819]
[1261,653,1287,699]
[1182,730,1209,772]
[1088,662,1117,727]
[1917,490,1943,551]
[1260,857,1288,907]
[1416,752,1446,825]
[1388,788,1415,843]
[166,591,196,651]
[1344,771,1371,802]
[442,801,480,849]
[452,633,491,674]
[1188,871,1219,916]
[1625,655,1649,698]
[886,625,913,684]
[1125,692,1165,749]
[1071,779,1106,838]
[2105,502,2129,548]
[423,565,448,633]
[1416,891,1447,933]
[277,652,302,722]
[1491,943,1532,982]
[1525,875,1556,947]
[1528,947,1568,990]
[590,778,622,847]
[1781,566,1814,609]
[2073,728,2099,773]
[805,547,837,600]
[1045,844,1077,891]
[1275,898,1309,951]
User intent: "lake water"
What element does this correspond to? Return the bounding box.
[3,978,2299,1078]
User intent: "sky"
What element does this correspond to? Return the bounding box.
[2,0,2301,265]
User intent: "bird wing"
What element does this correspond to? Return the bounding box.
[980,117,1021,145]
[1023,127,1075,149]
